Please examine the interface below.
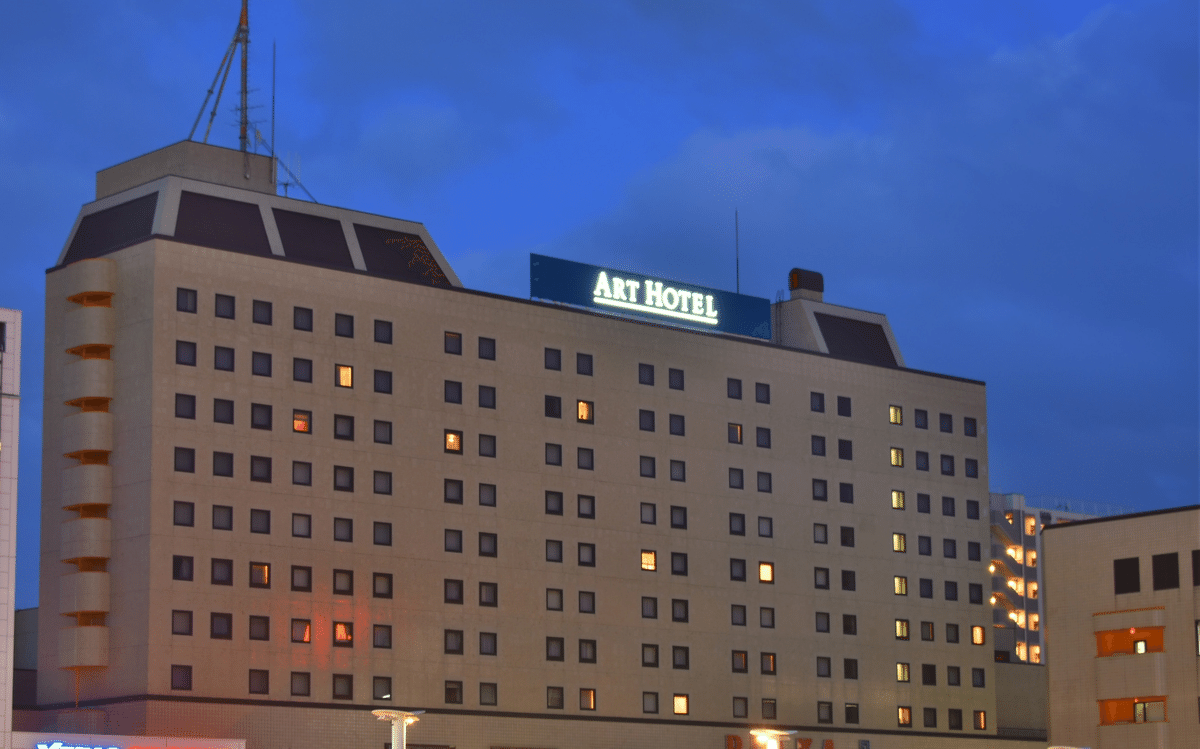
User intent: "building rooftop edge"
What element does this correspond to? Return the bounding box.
[1042,503,1200,531]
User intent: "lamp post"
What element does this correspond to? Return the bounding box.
[372,709,424,749]
[749,728,798,749]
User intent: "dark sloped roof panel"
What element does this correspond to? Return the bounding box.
[272,208,354,269]
[354,223,452,288]
[814,312,898,368]
[174,191,272,257]
[63,193,157,264]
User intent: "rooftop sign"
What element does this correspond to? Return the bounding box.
[530,254,771,339]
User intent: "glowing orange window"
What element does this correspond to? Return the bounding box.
[293,410,312,433]
[333,621,353,646]
[1095,626,1164,657]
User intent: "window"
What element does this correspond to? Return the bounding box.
[374,319,392,343]
[576,352,592,375]
[212,505,233,530]
[815,656,831,677]
[964,416,978,436]
[755,382,770,403]
[210,612,232,639]
[895,576,908,595]
[443,629,466,655]
[291,513,311,537]
[371,676,393,701]
[577,542,594,566]
[732,697,748,718]
[920,578,933,598]
[546,588,563,611]
[249,615,270,641]
[174,447,196,473]
[249,562,271,589]
[813,523,828,543]
[579,687,597,711]
[373,370,392,394]
[896,662,911,682]
[480,631,498,656]
[642,597,658,619]
[920,621,936,643]
[544,395,562,418]
[214,346,234,371]
[845,703,860,724]
[171,665,192,691]
[545,637,565,661]
[251,352,272,377]
[671,552,688,576]
[177,288,197,313]
[175,394,196,419]
[968,541,981,561]
[445,430,463,454]
[839,526,856,547]
[373,624,393,649]
[965,458,979,478]
[729,468,744,489]
[760,652,776,675]
[172,555,194,581]
[973,710,986,730]
[916,451,929,471]
[971,625,986,645]
[940,496,956,516]
[250,509,271,534]
[896,619,910,640]
[891,447,904,467]
[670,460,686,481]
[1153,552,1180,590]
[210,558,232,585]
[945,581,958,601]
[641,692,659,714]
[972,667,985,687]
[479,385,496,408]
[842,614,858,635]
[373,573,393,599]
[477,532,496,556]
[669,413,685,435]
[816,612,831,632]
[293,357,313,382]
[671,506,688,529]
[333,569,353,595]
[941,454,955,476]
[817,701,833,724]
[812,435,826,456]
[924,707,938,728]
[212,451,233,477]
[720,604,743,627]
[917,493,930,513]
[944,538,958,558]
[546,540,563,562]
[638,363,654,385]
[171,610,193,635]
[1114,557,1140,594]
[889,404,903,424]
[673,694,689,715]
[476,581,499,607]
[173,501,194,527]
[947,623,960,643]
[837,395,851,417]
[444,681,462,705]
[545,491,563,516]
[758,516,773,537]
[442,331,463,355]
[760,607,775,628]
[918,535,932,555]
[215,293,235,319]
[478,434,496,457]
[838,439,853,460]
[477,336,496,360]
[250,455,272,483]
[443,380,464,405]
[541,442,562,466]
[967,499,980,519]
[731,559,747,581]
[814,567,829,589]
[755,426,771,448]
[335,364,353,388]
[948,709,963,730]
[673,646,690,669]
[578,590,595,613]
[479,483,497,506]
[948,665,961,686]
[727,378,742,399]
[893,533,907,552]
[290,672,311,696]
[726,423,743,445]
[641,503,657,525]
[761,699,778,720]
[544,347,561,370]
[578,447,594,469]
[640,455,656,478]
[813,478,828,501]
[757,472,772,493]
[333,466,354,492]
[291,566,312,592]
[546,686,565,710]
[671,599,689,622]
[293,306,313,331]
[729,512,746,535]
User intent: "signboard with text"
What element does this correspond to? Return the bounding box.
[530,254,771,339]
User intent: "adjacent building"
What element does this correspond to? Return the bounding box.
[1044,504,1200,748]
[24,140,1038,748]
[1,308,23,749]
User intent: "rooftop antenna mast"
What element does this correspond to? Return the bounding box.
[735,209,740,294]
[187,0,251,151]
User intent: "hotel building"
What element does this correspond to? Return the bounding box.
[25,140,1041,748]
[1043,505,1200,748]
[1,308,23,749]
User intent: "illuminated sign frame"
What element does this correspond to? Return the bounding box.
[530,254,771,339]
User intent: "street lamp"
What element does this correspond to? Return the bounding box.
[749,728,798,749]
[372,709,424,749]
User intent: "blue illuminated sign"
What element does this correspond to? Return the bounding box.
[530,254,771,339]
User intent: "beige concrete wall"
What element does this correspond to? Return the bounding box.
[1,307,23,749]
[993,662,1047,731]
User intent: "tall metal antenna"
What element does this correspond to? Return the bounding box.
[188,0,252,152]
[271,40,277,185]
[238,0,250,152]
[735,209,740,294]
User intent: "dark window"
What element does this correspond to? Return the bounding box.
[838,439,853,460]
[171,665,192,691]
[672,599,689,622]
[756,427,771,448]
[213,398,234,424]
[964,417,978,436]
[638,409,654,431]
[292,515,312,538]
[670,460,685,482]
[175,394,196,419]
[252,352,271,377]
[374,319,392,343]
[479,434,496,457]
[812,436,826,456]
[177,288,197,313]
[845,659,859,679]
[668,368,684,390]
[729,513,745,535]
[972,668,985,687]
[965,458,979,478]
[1153,553,1180,590]
[968,541,981,561]
[731,559,747,581]
[811,392,825,412]
[210,558,233,585]
[942,496,956,516]
[545,395,562,418]
[293,306,313,331]
[758,516,772,537]
[212,451,233,477]
[333,466,354,491]
[214,346,234,371]
[812,478,828,501]
[172,609,193,635]
[727,378,742,399]
[671,552,688,576]
[544,347,561,370]
[917,493,931,513]
[916,451,929,471]
[175,340,197,366]
[919,536,932,556]
[728,423,742,443]
[578,494,595,518]
[174,447,196,473]
[292,357,313,382]
[291,566,312,592]
[374,420,392,444]
[545,491,563,515]
[669,414,685,436]
[444,331,462,354]
[251,403,272,430]
[837,396,851,417]
[944,538,957,558]
[841,570,856,591]
[816,612,830,632]
[941,454,955,476]
[481,533,499,558]
[333,675,354,701]
[814,567,829,589]
[173,501,194,527]
[213,505,233,530]
[920,578,933,598]
[250,509,270,534]
[948,709,963,730]
[940,413,953,433]
[640,456,656,478]
[374,370,392,394]
[333,517,353,542]
[924,707,938,728]
[373,471,392,495]
[210,613,232,639]
[249,615,270,641]
[1193,550,1200,587]
[843,614,857,635]
[818,701,833,724]
[840,526,855,547]
[478,337,496,360]
[639,363,654,385]
[967,499,980,519]
[576,353,593,375]
[671,506,687,529]
[674,646,690,669]
[969,583,983,604]
[945,581,959,601]
[755,382,770,403]
[729,468,744,489]
[479,385,496,408]
[839,482,854,504]
[172,555,194,581]
[757,472,772,493]
[445,381,463,404]
[215,293,235,319]
[291,461,312,486]
[373,573,394,599]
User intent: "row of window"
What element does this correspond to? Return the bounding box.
[171,557,399,597]
[1113,551,1200,594]
[179,289,401,345]
[168,664,421,703]
[172,504,403,540]
[896,662,987,687]
[174,448,408,492]
[896,706,987,729]
[171,610,397,646]
[175,343,386,392]
[894,575,986,603]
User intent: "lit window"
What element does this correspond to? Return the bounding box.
[335,365,353,388]
[896,662,910,682]
[891,489,906,509]
[577,400,593,423]
[444,430,462,453]
[974,711,986,730]
[889,405,902,424]
[898,706,912,726]
[580,688,596,710]
[1030,645,1041,663]
[1015,642,1028,661]
[893,533,907,552]
[673,694,689,715]
[759,562,774,583]
[641,550,657,571]
[971,625,985,645]
[894,576,908,595]
[249,562,270,588]
[728,423,742,443]
[1028,581,1039,598]
[291,619,312,643]
[293,410,311,433]
[1027,549,1038,567]
[896,619,910,640]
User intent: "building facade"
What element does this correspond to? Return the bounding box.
[1043,505,1200,748]
[30,141,1035,748]
[1,308,23,749]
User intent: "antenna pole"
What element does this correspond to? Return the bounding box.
[735,209,740,294]
[271,40,277,186]
[238,0,250,152]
